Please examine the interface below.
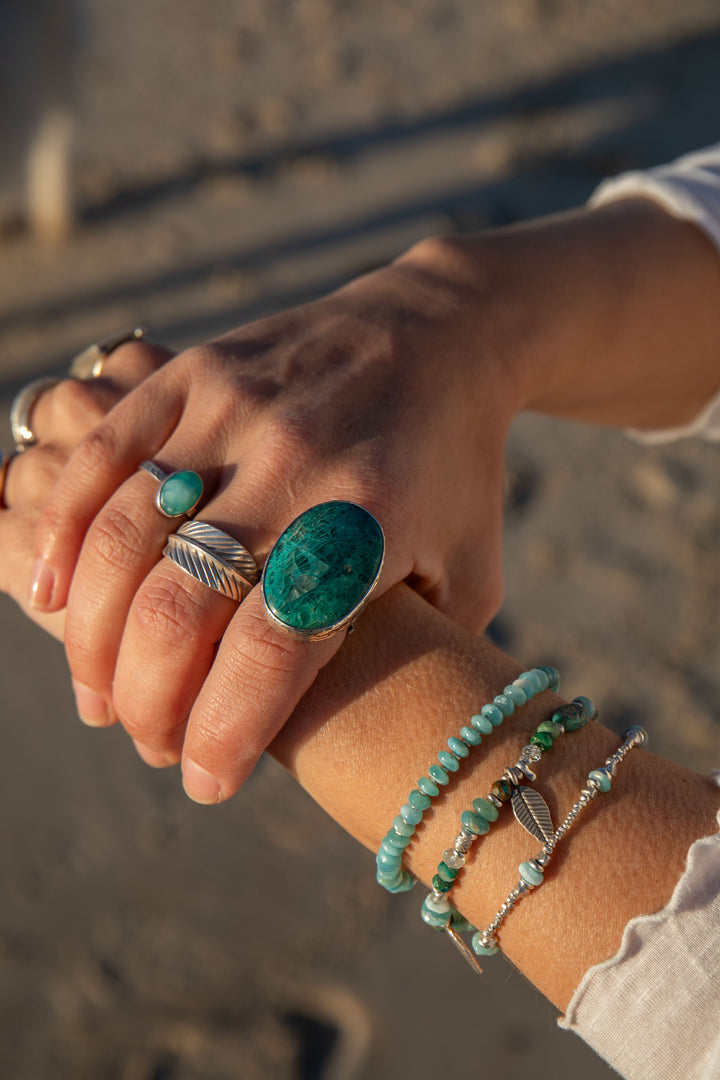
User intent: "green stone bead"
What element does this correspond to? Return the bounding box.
[437,861,459,882]
[471,713,494,734]
[376,849,402,871]
[437,751,460,772]
[520,669,546,693]
[589,768,612,792]
[461,810,490,835]
[262,501,384,637]
[492,694,515,717]
[428,765,450,786]
[408,789,432,811]
[157,470,204,517]
[447,737,470,758]
[392,815,415,837]
[421,896,452,928]
[491,778,512,803]
[472,796,499,822]
[385,831,411,850]
[574,696,599,722]
[536,720,563,740]
[481,703,504,727]
[540,666,561,691]
[530,731,554,752]
[417,776,440,797]
[460,725,482,746]
[505,683,528,706]
[400,803,423,826]
[432,874,453,893]
[384,871,416,894]
[553,703,586,732]
[519,860,544,887]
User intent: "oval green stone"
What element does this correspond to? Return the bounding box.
[262,501,384,636]
[158,470,204,517]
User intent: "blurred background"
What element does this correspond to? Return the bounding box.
[1,2,719,1077]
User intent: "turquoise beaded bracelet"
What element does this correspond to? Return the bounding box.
[376,666,560,895]
[421,695,599,952]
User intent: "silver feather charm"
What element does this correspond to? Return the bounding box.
[511,786,554,844]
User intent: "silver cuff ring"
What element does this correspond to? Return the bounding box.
[163,520,260,602]
[9,375,61,452]
[69,327,147,380]
[139,460,204,518]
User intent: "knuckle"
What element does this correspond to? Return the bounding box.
[233,606,301,683]
[86,504,146,570]
[131,578,205,648]
[72,423,122,480]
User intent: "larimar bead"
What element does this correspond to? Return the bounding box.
[417,776,440,797]
[380,838,404,858]
[392,815,415,837]
[433,874,453,893]
[504,684,527,706]
[519,860,544,887]
[460,725,482,746]
[376,849,402,871]
[472,934,499,956]
[526,668,549,692]
[441,848,465,870]
[541,666,561,691]
[514,677,536,699]
[553,702,586,732]
[461,810,490,835]
[437,861,459,882]
[421,894,452,928]
[408,789,432,811]
[447,736,470,759]
[537,720,563,740]
[437,751,460,772]
[472,797,499,822]
[385,830,412,850]
[589,768,612,792]
[481,703,504,727]
[530,731,554,752]
[428,764,449,785]
[376,867,403,888]
[575,695,599,722]
[491,778,513,803]
[492,694,515,717]
[400,803,423,826]
[378,868,415,893]
[471,713,494,734]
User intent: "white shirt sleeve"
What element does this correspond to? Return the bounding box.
[559,773,720,1080]
[590,144,720,444]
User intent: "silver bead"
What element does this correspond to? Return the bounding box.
[522,744,543,763]
[504,766,525,787]
[443,848,466,870]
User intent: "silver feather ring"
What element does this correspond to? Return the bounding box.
[163,520,260,602]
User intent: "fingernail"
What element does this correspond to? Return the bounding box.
[72,680,109,727]
[182,759,222,805]
[29,559,55,610]
[133,740,176,768]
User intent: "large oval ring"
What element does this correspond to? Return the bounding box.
[9,376,61,452]
[139,460,204,518]
[69,327,147,380]
[163,520,260,602]
[261,500,385,640]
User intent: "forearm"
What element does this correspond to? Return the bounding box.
[272,585,720,1012]
[401,197,720,432]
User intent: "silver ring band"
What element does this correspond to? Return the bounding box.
[163,520,260,602]
[69,327,147,380]
[9,376,61,451]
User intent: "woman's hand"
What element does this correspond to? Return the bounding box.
[26,242,517,802]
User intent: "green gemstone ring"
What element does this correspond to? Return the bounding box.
[261,500,385,640]
[139,460,204,519]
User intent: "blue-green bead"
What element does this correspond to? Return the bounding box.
[492,694,515,717]
[408,789,432,811]
[385,831,411,850]
[376,849,402,871]
[553,703,586,732]
[575,695,599,722]
[540,666,561,691]
[387,871,416,893]
[481,703,504,727]
[472,934,499,956]
[262,500,384,637]
[157,470,204,517]
[461,810,490,835]
[376,867,402,886]
[471,713,494,734]
[521,669,546,693]
[432,874,453,893]
[428,764,449,785]
[437,861,459,882]
[392,815,415,837]
[537,720,563,740]
[589,768,612,792]
[400,803,423,826]
[624,725,649,748]
[504,684,527,706]
[472,796,499,822]
[380,838,403,858]
[421,896,452,928]
[447,736,470,759]
[514,677,536,699]
[530,731,554,752]
[519,860,544,886]
[417,775,440,797]
[437,751,460,772]
[460,725,482,746]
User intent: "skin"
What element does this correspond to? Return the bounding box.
[12,196,720,809]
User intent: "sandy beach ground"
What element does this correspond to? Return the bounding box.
[1,3,719,1077]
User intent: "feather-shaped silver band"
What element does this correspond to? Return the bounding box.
[163,521,260,602]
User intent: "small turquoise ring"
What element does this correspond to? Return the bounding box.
[139,460,204,519]
[261,500,385,640]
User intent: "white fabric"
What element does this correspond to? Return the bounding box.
[560,773,720,1080]
[590,143,720,444]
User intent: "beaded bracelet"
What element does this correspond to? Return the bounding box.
[421,696,599,952]
[376,666,560,895]
[470,725,648,965]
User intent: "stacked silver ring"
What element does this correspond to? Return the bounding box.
[163,521,260,602]
[9,376,61,451]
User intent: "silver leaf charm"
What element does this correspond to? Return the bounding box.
[511,786,554,844]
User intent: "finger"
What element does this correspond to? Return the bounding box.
[3,443,69,510]
[0,505,66,642]
[29,361,190,612]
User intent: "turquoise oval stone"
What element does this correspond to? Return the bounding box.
[158,470,204,517]
[262,501,384,636]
